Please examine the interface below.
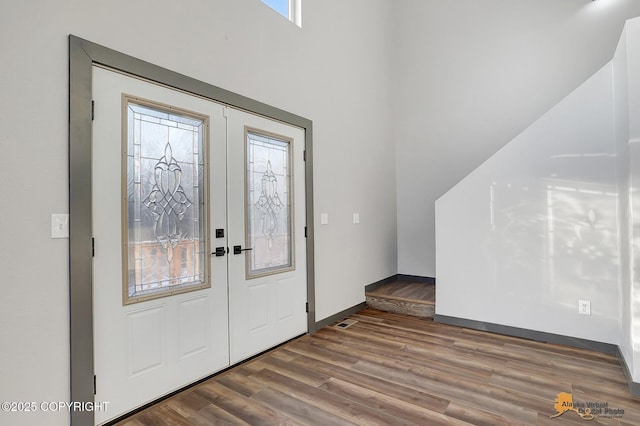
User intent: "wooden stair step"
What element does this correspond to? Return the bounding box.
[366,295,435,318]
[365,281,435,318]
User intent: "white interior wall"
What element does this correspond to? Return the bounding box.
[393,0,640,277]
[622,18,640,381]
[613,19,634,381]
[435,63,620,344]
[0,1,395,425]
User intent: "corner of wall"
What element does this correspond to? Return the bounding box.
[618,15,640,384]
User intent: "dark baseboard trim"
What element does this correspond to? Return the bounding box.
[434,314,617,354]
[397,274,436,284]
[315,302,367,330]
[617,347,640,397]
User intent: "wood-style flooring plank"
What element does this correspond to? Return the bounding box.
[116,308,639,425]
[118,404,195,426]
[351,359,541,424]
[194,381,301,425]
[289,353,452,414]
[251,387,353,426]
[444,401,536,426]
[250,353,331,387]
[215,371,263,398]
[250,368,408,425]
[319,377,472,426]
[180,400,248,426]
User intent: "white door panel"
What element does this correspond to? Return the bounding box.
[92,66,229,424]
[227,108,307,363]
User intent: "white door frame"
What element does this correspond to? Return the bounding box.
[69,35,316,426]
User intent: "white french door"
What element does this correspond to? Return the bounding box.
[92,67,307,424]
[227,108,308,364]
[92,66,230,424]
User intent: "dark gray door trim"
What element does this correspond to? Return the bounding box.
[69,35,315,425]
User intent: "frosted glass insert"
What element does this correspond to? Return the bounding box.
[125,99,208,303]
[246,131,293,277]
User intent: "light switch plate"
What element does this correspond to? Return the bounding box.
[320,213,329,225]
[353,213,360,224]
[51,214,69,239]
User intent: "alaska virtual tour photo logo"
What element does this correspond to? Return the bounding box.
[550,392,624,421]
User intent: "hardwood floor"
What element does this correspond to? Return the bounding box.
[366,282,435,318]
[117,309,639,425]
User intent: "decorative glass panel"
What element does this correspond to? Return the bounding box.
[246,130,293,277]
[124,98,208,303]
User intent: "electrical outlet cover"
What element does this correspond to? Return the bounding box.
[578,300,591,316]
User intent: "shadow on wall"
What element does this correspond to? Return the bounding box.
[486,175,618,316]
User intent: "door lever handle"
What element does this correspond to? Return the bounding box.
[212,247,227,257]
[233,245,253,255]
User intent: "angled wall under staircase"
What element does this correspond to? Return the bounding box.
[436,17,640,387]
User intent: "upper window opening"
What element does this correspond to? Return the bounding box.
[261,0,302,27]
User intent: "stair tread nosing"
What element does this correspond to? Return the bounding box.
[365,292,435,305]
